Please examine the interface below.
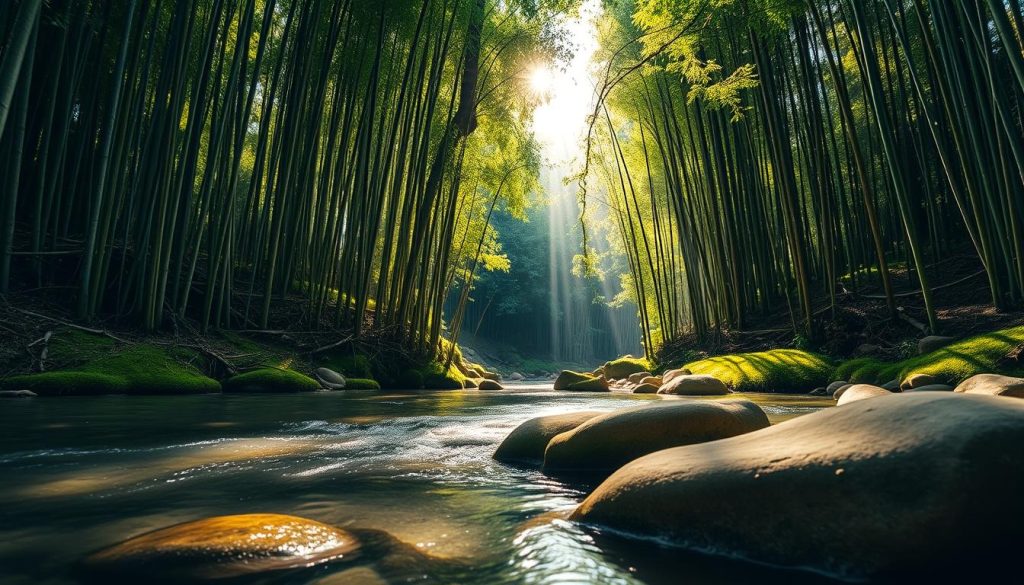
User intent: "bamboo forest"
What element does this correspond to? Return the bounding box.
[2,0,1024,583]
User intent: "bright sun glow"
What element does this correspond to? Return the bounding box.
[529,0,600,160]
[528,64,554,97]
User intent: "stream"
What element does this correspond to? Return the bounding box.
[0,385,835,584]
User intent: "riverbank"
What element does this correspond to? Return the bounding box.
[2,295,1023,398]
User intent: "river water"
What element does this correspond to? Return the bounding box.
[0,384,835,584]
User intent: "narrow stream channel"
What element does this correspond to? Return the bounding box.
[0,386,834,584]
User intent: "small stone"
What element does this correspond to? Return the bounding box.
[809,387,827,396]
[661,368,692,385]
[832,383,854,400]
[314,367,347,389]
[507,372,525,381]
[627,371,652,384]
[881,379,900,391]
[640,376,662,386]
[826,380,849,394]
[633,383,659,394]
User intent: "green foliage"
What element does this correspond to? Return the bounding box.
[222,368,320,393]
[1,341,220,396]
[835,327,1024,386]
[683,349,835,393]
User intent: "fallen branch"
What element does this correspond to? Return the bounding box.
[12,308,130,343]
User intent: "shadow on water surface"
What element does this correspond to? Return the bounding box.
[0,386,840,585]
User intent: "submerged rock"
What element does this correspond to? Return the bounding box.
[572,393,1024,580]
[478,379,503,391]
[835,384,891,405]
[955,373,1024,398]
[83,514,360,581]
[543,400,769,479]
[657,374,729,396]
[494,411,603,465]
[553,370,594,390]
[314,367,347,390]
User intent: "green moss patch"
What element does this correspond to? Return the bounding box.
[683,349,834,393]
[603,356,652,379]
[344,378,381,390]
[223,368,320,393]
[2,343,219,396]
[420,361,467,390]
[835,326,1024,386]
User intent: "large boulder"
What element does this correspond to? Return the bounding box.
[572,393,1024,580]
[918,335,955,355]
[955,373,1024,398]
[83,514,360,580]
[493,411,603,465]
[640,376,662,387]
[553,370,594,390]
[543,400,769,478]
[603,357,649,380]
[835,384,891,406]
[658,374,729,396]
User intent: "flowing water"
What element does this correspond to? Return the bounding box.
[0,385,835,584]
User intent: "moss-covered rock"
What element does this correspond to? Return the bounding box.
[420,361,467,390]
[657,374,730,396]
[553,370,595,390]
[603,356,652,380]
[835,326,1024,387]
[566,377,610,392]
[344,378,381,390]
[1,343,220,396]
[223,368,320,393]
[680,349,834,393]
[322,354,373,379]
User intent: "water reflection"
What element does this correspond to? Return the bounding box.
[0,386,833,584]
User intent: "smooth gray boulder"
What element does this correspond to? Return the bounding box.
[826,380,849,394]
[572,393,1024,580]
[918,335,955,355]
[955,373,1024,399]
[314,367,346,390]
[478,379,503,390]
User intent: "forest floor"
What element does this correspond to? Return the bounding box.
[655,253,1024,368]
